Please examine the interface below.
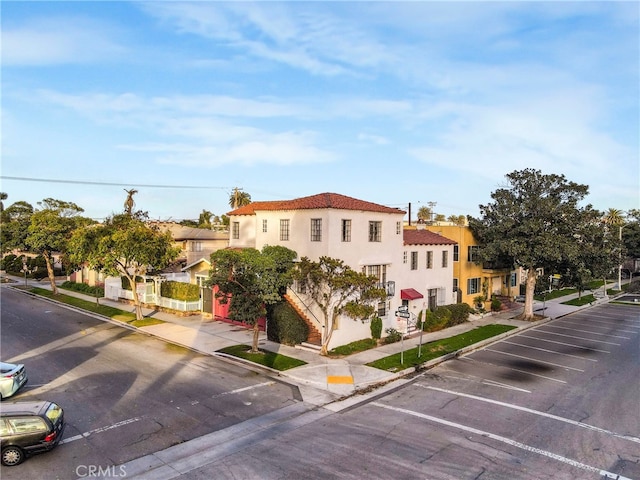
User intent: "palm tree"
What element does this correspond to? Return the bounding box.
[603,208,626,289]
[229,188,251,209]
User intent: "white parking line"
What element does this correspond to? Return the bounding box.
[481,379,531,393]
[543,325,630,339]
[210,381,275,398]
[518,334,610,353]
[533,329,621,346]
[60,417,141,445]
[501,340,598,361]
[483,348,584,372]
[557,318,638,333]
[371,402,634,480]
[463,357,566,384]
[417,385,640,444]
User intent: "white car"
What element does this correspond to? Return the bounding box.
[0,362,28,400]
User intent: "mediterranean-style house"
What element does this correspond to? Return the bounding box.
[227,192,456,350]
[423,223,520,308]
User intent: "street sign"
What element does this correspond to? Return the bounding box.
[395,311,410,318]
[397,305,409,312]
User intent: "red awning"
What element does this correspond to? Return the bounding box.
[400,288,424,300]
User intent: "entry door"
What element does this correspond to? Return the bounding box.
[201,287,213,314]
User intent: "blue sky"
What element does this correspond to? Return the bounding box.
[2,1,638,222]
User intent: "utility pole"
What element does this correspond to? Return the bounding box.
[427,201,437,224]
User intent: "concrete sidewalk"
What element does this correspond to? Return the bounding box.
[2,275,609,404]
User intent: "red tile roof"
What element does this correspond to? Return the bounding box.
[228,193,406,216]
[403,229,456,246]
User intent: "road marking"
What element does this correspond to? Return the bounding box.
[483,348,584,372]
[557,318,638,333]
[501,340,598,361]
[371,402,634,480]
[327,376,354,384]
[480,379,531,393]
[210,381,275,398]
[533,329,621,346]
[60,417,141,445]
[417,385,640,444]
[541,325,630,339]
[518,334,610,353]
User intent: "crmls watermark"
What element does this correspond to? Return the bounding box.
[75,465,127,478]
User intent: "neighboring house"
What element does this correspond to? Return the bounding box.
[155,223,229,268]
[227,192,456,350]
[423,224,519,307]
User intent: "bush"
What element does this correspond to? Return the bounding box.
[370,316,382,340]
[383,328,402,344]
[267,302,309,346]
[161,280,200,301]
[420,303,471,332]
[60,281,105,297]
[491,297,502,312]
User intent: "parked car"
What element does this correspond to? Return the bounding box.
[0,362,28,400]
[0,400,65,466]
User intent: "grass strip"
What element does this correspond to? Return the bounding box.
[367,324,516,372]
[329,338,378,356]
[29,287,142,324]
[562,294,596,306]
[218,344,307,371]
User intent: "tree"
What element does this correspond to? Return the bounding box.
[416,206,432,223]
[123,189,138,215]
[209,245,297,352]
[1,201,34,254]
[0,192,7,213]
[293,256,388,355]
[623,209,640,259]
[229,188,251,209]
[68,211,181,320]
[25,199,92,294]
[469,169,596,320]
[198,209,213,228]
[447,215,467,226]
[602,208,627,289]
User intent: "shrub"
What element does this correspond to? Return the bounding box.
[491,297,502,312]
[267,302,309,346]
[161,280,200,301]
[60,281,105,297]
[121,276,147,290]
[370,316,382,340]
[383,328,402,344]
[420,303,471,332]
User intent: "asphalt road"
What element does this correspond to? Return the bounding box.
[0,287,299,480]
[112,302,640,480]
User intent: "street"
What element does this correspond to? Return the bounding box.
[0,287,299,480]
[112,302,640,480]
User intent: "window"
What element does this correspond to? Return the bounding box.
[369,221,382,242]
[262,219,268,233]
[7,417,46,434]
[341,219,351,242]
[396,221,402,235]
[191,241,202,252]
[453,278,459,293]
[467,277,480,294]
[510,273,517,287]
[377,301,387,317]
[311,218,322,242]
[426,251,433,269]
[280,219,290,241]
[442,251,448,268]
[232,222,240,240]
[453,245,459,262]
[468,246,480,262]
[364,265,387,284]
[411,252,418,270]
[403,251,407,264]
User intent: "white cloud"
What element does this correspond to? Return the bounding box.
[2,17,126,66]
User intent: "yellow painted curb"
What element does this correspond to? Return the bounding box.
[327,375,354,384]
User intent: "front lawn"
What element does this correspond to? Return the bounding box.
[562,294,596,306]
[367,324,516,372]
[217,345,307,371]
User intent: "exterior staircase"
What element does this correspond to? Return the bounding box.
[283,293,322,347]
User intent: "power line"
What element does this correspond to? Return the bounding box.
[0,176,229,190]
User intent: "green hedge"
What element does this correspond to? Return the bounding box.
[267,302,309,346]
[161,280,200,301]
[60,281,104,297]
[420,303,471,332]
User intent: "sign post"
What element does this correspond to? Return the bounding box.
[395,306,410,364]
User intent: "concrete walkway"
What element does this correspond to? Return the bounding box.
[2,275,613,405]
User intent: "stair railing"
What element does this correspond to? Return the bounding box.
[285,287,324,335]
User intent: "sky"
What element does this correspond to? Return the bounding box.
[1,1,638,222]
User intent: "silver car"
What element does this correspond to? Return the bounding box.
[0,363,28,400]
